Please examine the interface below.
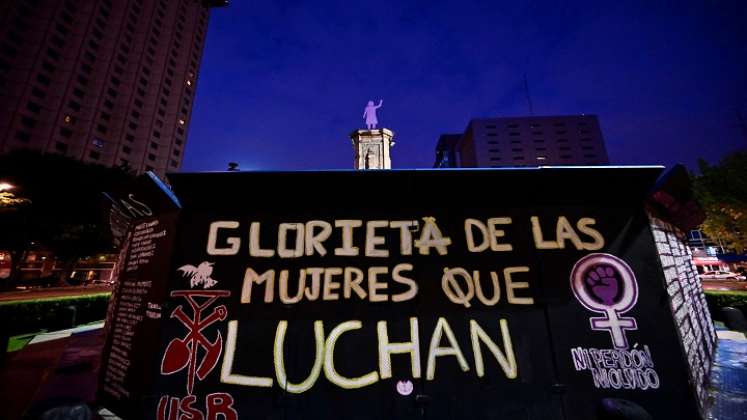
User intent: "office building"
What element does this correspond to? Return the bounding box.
[0,0,227,178]
[433,134,460,168]
[434,115,609,168]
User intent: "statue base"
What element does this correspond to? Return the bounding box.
[350,128,395,170]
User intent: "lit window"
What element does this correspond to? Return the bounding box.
[64,115,73,124]
[537,156,547,161]
[178,119,185,125]
[186,80,192,86]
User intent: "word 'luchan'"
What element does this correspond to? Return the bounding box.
[220,317,517,393]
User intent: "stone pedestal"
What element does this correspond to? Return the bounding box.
[350,128,395,169]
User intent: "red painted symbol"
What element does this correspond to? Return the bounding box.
[157,393,238,420]
[161,290,230,395]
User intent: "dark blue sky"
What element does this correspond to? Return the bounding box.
[183,0,746,172]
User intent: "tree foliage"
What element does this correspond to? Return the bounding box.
[0,191,31,208]
[0,150,135,282]
[693,150,747,253]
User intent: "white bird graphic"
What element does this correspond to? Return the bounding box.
[177,261,218,288]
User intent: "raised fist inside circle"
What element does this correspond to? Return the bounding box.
[584,264,620,305]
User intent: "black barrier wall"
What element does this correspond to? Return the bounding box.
[98,167,712,420]
[647,165,717,415]
[649,216,716,412]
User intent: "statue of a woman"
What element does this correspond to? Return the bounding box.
[363,99,383,130]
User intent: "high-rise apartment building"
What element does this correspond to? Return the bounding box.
[434,115,609,168]
[0,0,226,178]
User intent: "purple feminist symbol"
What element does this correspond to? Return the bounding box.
[570,254,638,349]
[363,99,383,130]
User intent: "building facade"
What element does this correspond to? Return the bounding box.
[688,229,747,274]
[0,0,226,178]
[433,134,460,168]
[434,115,609,168]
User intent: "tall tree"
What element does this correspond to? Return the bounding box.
[693,150,747,253]
[0,150,134,285]
[0,184,31,285]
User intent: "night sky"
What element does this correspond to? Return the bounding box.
[182,0,747,172]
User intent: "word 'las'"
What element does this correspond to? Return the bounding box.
[206,216,605,258]
[221,317,517,394]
